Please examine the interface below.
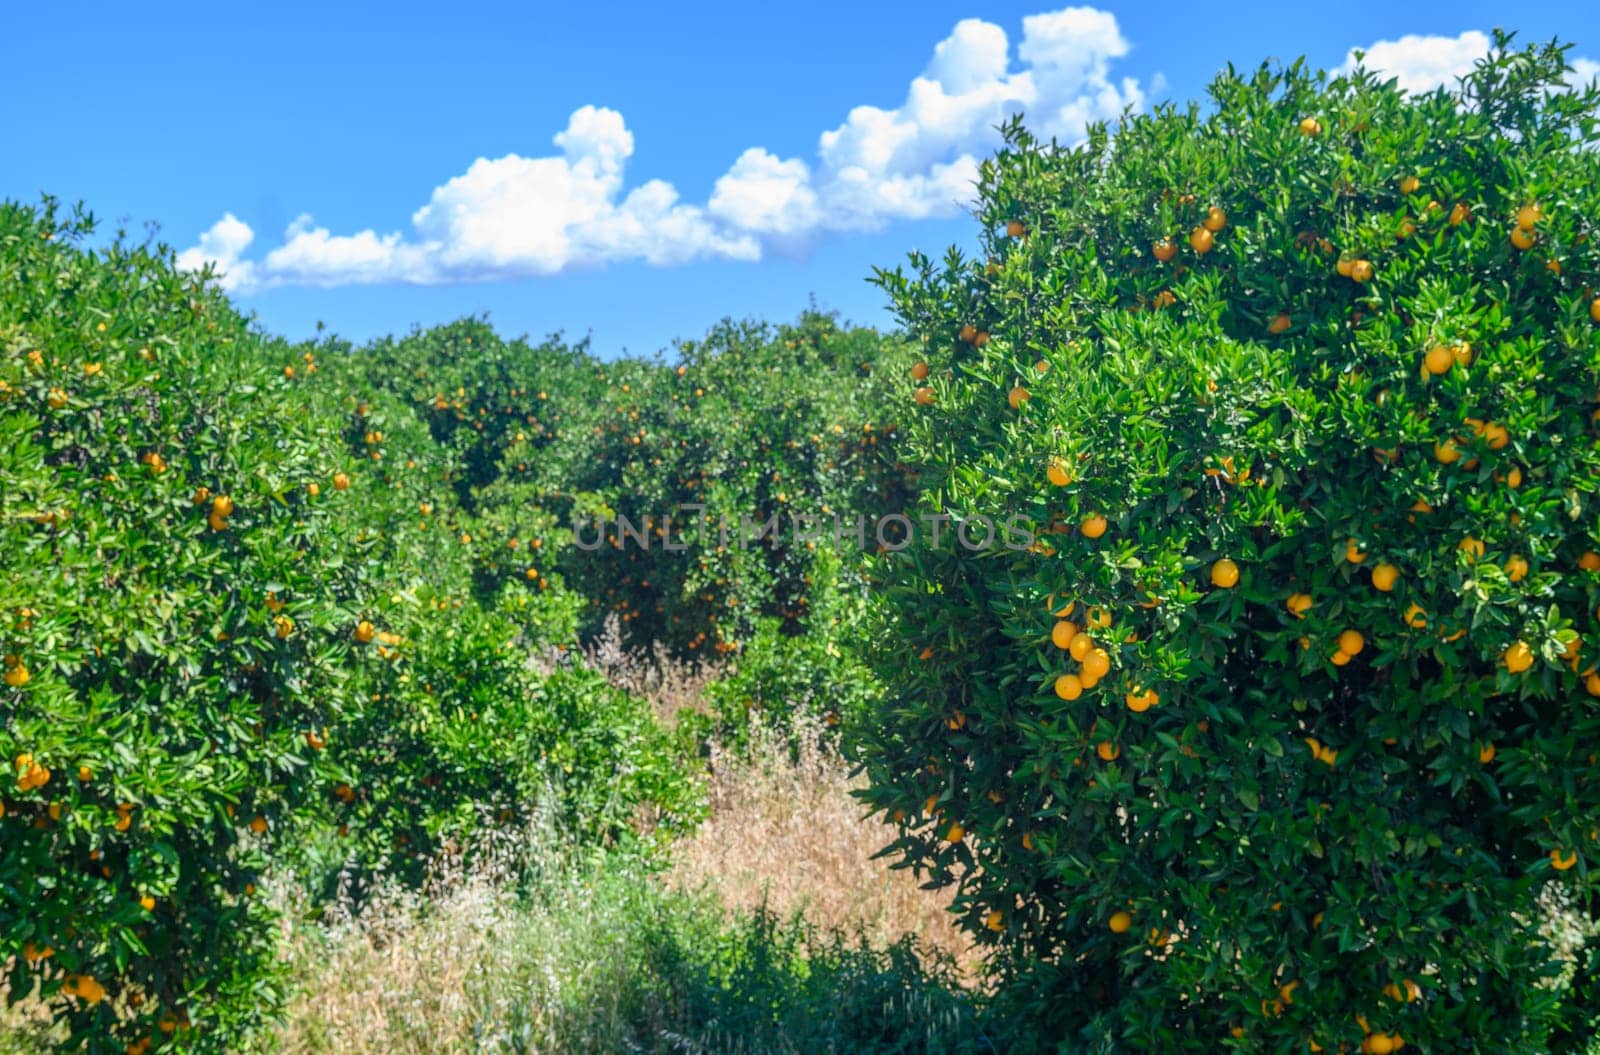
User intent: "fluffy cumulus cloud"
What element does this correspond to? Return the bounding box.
[1339,30,1598,95]
[178,6,1148,292]
[174,213,257,292]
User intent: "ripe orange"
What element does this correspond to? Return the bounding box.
[1080,514,1108,539]
[1346,539,1367,564]
[333,472,351,491]
[1581,551,1600,571]
[3,660,29,689]
[1349,259,1374,282]
[985,909,1006,932]
[1082,648,1112,680]
[1516,203,1542,229]
[1203,206,1227,232]
[1298,117,1322,136]
[1286,592,1313,618]
[1152,238,1177,262]
[913,387,935,406]
[1338,630,1365,656]
[1510,226,1535,250]
[1448,202,1471,225]
[944,820,965,843]
[1047,459,1072,487]
[1096,741,1120,762]
[1403,603,1428,629]
[1591,298,1600,323]
[1210,558,1240,588]
[1478,743,1497,764]
[249,815,268,834]
[910,362,929,380]
[1054,673,1084,701]
[1126,687,1159,712]
[1068,632,1094,662]
[959,324,978,343]
[1458,536,1485,560]
[1434,439,1461,464]
[1051,620,1080,649]
[1108,910,1132,933]
[1268,312,1291,334]
[1505,555,1529,582]
[1399,175,1420,194]
[1551,848,1578,871]
[1336,255,1355,277]
[1006,219,1027,238]
[1423,346,1455,375]
[1189,226,1214,254]
[1008,385,1031,409]
[1371,564,1400,592]
[1503,641,1534,673]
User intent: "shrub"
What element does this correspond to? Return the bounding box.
[856,35,1600,1053]
[0,200,694,1053]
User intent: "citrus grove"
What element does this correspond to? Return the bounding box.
[4,30,1600,1055]
[857,35,1600,1052]
[0,197,911,1051]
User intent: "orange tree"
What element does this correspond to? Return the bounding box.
[548,312,919,657]
[340,308,918,670]
[0,199,696,1054]
[855,35,1600,1052]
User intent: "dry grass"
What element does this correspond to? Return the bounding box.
[534,614,717,726]
[660,714,978,976]
[570,622,977,972]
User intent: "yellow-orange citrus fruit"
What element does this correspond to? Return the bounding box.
[1371,564,1400,591]
[1054,674,1084,701]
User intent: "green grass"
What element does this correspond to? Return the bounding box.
[272,830,993,1055]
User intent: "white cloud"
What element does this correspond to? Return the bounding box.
[708,149,821,237]
[1338,30,1492,94]
[1340,30,1597,95]
[179,7,1150,291]
[174,213,257,292]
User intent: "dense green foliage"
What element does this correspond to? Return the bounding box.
[0,198,906,1052]
[858,34,1600,1053]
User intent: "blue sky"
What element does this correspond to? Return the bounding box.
[2,2,1593,358]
